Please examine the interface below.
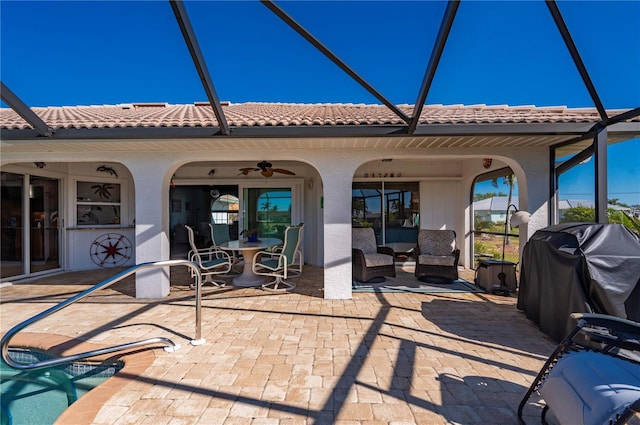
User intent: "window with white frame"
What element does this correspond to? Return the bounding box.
[76,181,122,225]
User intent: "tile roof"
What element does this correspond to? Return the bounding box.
[1,102,634,132]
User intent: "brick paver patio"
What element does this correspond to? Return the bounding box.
[1,265,557,424]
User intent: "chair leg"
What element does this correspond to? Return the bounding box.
[190,274,227,289]
[287,264,302,278]
[261,277,295,293]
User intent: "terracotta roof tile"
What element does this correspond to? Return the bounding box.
[1,102,636,132]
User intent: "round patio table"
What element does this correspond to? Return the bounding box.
[219,238,282,287]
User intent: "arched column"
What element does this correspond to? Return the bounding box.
[124,159,173,298]
[314,155,361,299]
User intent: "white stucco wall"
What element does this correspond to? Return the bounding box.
[419,179,464,256]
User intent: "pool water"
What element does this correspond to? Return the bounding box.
[1,348,123,425]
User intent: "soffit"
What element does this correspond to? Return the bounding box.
[1,133,635,155]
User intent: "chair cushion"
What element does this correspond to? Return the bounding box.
[418,254,456,267]
[417,230,455,256]
[258,258,280,269]
[363,253,394,267]
[539,350,640,425]
[202,257,228,268]
[352,228,378,254]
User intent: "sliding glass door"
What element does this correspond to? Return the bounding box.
[168,180,300,253]
[1,172,24,278]
[352,181,420,249]
[29,175,60,273]
[1,172,61,279]
[352,182,383,244]
[243,188,292,241]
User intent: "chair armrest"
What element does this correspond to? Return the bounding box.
[267,244,284,254]
[254,250,287,264]
[196,247,230,260]
[571,313,640,332]
[253,250,287,273]
[254,249,282,259]
[570,313,640,353]
[377,246,395,257]
[195,247,226,255]
[189,248,231,268]
[352,248,367,269]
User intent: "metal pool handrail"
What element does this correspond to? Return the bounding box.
[1,260,204,370]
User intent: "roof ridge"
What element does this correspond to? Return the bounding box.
[19,101,585,110]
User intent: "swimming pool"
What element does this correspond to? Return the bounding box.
[1,348,123,425]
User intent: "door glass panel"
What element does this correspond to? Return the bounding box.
[471,169,520,267]
[352,182,383,244]
[1,172,24,278]
[384,182,419,246]
[210,186,240,242]
[243,188,291,240]
[30,176,60,273]
[352,181,419,249]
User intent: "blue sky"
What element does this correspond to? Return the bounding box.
[1,1,638,204]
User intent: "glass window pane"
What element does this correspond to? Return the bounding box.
[607,139,639,231]
[77,182,121,203]
[211,194,239,225]
[243,188,291,240]
[77,181,121,226]
[77,205,121,225]
[352,182,383,244]
[472,169,521,267]
[383,182,419,246]
[30,175,60,273]
[557,155,595,223]
[1,172,24,278]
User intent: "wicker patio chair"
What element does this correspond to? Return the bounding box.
[352,227,396,283]
[414,229,460,283]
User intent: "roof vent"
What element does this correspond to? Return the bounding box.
[195,101,231,107]
[132,102,168,108]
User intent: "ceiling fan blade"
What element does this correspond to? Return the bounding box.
[238,167,259,175]
[273,168,296,175]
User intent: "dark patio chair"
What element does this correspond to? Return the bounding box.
[414,229,460,283]
[352,227,396,283]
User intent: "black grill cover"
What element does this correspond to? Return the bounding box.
[517,223,640,341]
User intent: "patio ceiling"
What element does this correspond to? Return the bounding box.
[1,0,639,148]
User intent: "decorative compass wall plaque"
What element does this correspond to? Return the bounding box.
[90,233,133,267]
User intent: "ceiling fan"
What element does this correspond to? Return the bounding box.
[238,161,296,178]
